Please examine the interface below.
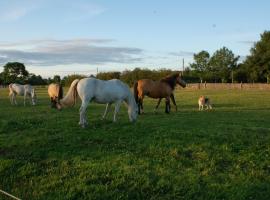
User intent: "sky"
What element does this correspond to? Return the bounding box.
[0,0,269,78]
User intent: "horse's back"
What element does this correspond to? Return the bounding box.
[9,83,25,95]
[137,79,170,98]
[77,78,130,103]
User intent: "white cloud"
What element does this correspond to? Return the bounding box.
[0,39,143,66]
[169,51,195,57]
[0,1,39,22]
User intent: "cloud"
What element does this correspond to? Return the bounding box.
[0,0,39,22]
[0,39,115,49]
[238,40,255,45]
[0,0,106,23]
[0,39,143,66]
[168,50,195,57]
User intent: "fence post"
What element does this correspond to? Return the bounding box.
[240,81,243,89]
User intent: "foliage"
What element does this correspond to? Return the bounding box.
[243,31,270,82]
[27,74,47,85]
[1,62,29,84]
[96,71,121,80]
[53,75,61,84]
[190,47,239,83]
[61,74,87,86]
[190,50,210,81]
[209,47,239,83]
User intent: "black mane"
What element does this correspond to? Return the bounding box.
[160,73,179,90]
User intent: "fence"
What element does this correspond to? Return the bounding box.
[184,83,270,90]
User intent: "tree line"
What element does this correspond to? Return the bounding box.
[1,31,270,86]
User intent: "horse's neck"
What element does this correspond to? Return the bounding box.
[126,92,135,109]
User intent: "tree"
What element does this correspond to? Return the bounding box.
[2,62,29,84]
[61,74,87,86]
[190,50,210,82]
[53,75,61,83]
[244,31,270,82]
[96,72,121,80]
[28,74,47,85]
[209,47,239,83]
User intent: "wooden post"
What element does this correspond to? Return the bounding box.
[240,81,243,89]
[204,81,206,89]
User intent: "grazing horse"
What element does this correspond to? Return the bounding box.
[133,73,186,114]
[48,83,63,110]
[60,78,138,128]
[9,83,37,106]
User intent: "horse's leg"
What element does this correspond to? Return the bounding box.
[170,94,177,111]
[79,100,88,128]
[13,94,17,105]
[165,96,171,114]
[140,97,144,114]
[9,93,13,105]
[102,103,111,120]
[24,91,28,106]
[154,98,162,113]
[138,97,144,115]
[29,94,32,105]
[113,101,122,122]
[137,98,141,115]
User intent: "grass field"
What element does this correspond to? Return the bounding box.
[0,87,270,200]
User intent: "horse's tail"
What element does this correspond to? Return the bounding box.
[60,79,80,107]
[133,81,139,103]
[8,84,14,96]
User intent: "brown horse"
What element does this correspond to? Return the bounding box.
[133,73,186,114]
[48,83,63,110]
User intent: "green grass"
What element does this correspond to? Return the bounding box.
[0,87,270,200]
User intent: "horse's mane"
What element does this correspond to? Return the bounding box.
[160,73,179,89]
[58,85,63,100]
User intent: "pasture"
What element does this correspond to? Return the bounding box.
[0,86,270,200]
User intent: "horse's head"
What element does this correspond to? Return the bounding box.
[31,89,37,105]
[127,94,138,122]
[177,73,187,88]
[51,97,62,110]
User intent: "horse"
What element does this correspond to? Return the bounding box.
[60,78,138,128]
[9,83,37,106]
[133,73,186,114]
[48,83,63,110]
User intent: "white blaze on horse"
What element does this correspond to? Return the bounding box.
[48,83,63,109]
[60,78,138,128]
[9,83,37,106]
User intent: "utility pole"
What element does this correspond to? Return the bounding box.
[182,58,185,75]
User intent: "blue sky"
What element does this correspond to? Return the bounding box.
[0,0,269,77]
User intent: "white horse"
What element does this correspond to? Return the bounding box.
[9,83,37,106]
[60,78,138,127]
